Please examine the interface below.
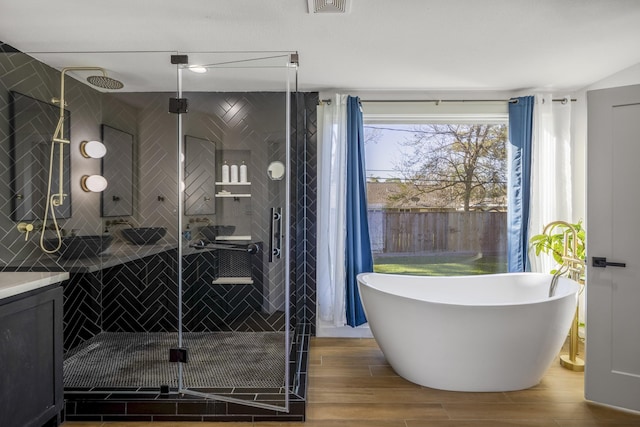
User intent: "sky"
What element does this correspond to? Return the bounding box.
[363,124,415,180]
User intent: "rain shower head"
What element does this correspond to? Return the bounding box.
[54,66,124,92]
[86,74,124,90]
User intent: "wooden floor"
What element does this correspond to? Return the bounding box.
[64,337,640,427]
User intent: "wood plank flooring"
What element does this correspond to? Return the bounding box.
[63,337,640,427]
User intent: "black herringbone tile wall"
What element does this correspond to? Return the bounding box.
[102,252,177,333]
[62,271,102,351]
[296,93,318,334]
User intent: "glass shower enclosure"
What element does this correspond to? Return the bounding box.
[1,48,299,415]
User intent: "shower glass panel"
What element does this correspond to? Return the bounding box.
[175,52,296,411]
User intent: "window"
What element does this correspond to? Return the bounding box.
[362,101,509,276]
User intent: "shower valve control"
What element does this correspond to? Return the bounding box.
[17,222,34,240]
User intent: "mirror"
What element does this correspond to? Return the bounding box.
[184,135,216,215]
[101,125,134,217]
[9,91,71,221]
[267,161,285,181]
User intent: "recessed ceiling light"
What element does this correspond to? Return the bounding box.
[188,66,207,74]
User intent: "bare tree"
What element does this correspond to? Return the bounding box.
[391,124,507,211]
[364,126,383,146]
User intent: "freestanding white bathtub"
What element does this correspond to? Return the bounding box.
[357,272,580,392]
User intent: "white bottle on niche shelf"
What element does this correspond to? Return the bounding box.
[240,161,248,183]
[221,161,230,183]
[230,164,239,183]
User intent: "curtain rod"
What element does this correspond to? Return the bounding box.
[319,98,577,105]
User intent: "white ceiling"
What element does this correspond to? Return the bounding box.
[2,0,640,93]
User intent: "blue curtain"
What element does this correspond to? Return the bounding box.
[345,96,373,327]
[507,96,534,272]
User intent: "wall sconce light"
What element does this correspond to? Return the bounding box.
[81,175,108,192]
[80,140,107,159]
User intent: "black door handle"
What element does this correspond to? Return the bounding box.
[592,257,626,268]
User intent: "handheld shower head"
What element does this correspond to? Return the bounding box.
[86,74,124,90]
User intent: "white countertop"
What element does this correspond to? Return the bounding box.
[0,271,70,301]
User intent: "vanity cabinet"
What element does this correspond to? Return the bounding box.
[0,285,64,427]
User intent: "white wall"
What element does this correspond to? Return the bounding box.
[572,61,640,225]
[586,62,640,91]
[570,95,587,223]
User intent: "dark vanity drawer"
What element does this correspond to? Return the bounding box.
[0,285,64,427]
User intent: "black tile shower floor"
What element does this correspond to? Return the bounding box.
[63,331,286,389]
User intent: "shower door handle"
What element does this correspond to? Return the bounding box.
[269,207,282,262]
[592,257,626,268]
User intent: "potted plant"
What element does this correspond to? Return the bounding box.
[529,219,586,278]
[530,220,587,371]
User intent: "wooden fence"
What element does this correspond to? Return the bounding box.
[368,210,507,255]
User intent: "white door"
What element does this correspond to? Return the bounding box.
[586,84,640,412]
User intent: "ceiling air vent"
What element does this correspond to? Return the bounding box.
[307,0,349,13]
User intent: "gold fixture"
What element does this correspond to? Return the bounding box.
[80,140,107,159]
[105,218,133,227]
[542,220,585,372]
[18,221,65,242]
[80,175,108,192]
[189,217,211,224]
[16,222,34,241]
[39,66,122,255]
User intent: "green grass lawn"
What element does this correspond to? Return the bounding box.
[373,253,507,276]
